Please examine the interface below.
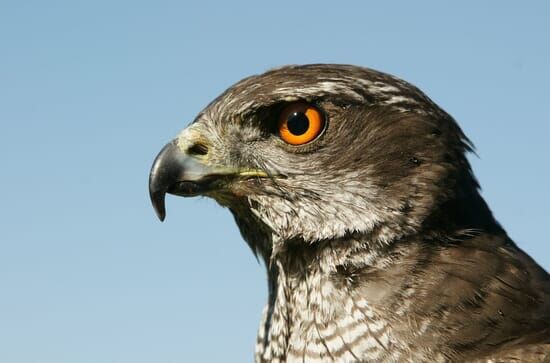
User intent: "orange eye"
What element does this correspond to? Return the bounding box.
[278,102,325,145]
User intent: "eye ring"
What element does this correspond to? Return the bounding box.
[278,102,325,145]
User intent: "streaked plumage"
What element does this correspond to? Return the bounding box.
[149,64,550,362]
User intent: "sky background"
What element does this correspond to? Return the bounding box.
[1,1,549,362]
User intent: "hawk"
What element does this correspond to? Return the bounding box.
[148,65,550,362]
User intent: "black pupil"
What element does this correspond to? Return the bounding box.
[287,112,310,135]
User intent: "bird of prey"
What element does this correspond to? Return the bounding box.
[148,64,550,362]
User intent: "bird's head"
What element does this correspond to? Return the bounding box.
[149,64,477,258]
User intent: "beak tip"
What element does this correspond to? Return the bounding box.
[150,190,167,222]
[155,205,166,222]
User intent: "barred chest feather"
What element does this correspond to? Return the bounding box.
[255,267,406,363]
[253,239,447,363]
[252,232,550,363]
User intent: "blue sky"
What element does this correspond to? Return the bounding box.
[1,1,549,362]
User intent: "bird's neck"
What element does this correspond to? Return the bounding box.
[242,187,511,361]
[255,224,510,362]
[256,233,420,362]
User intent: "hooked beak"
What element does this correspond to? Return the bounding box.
[148,140,269,221]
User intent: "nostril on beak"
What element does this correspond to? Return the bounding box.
[187,142,209,156]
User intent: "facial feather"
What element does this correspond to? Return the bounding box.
[185,65,476,253]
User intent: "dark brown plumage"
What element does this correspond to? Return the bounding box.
[149,64,550,362]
